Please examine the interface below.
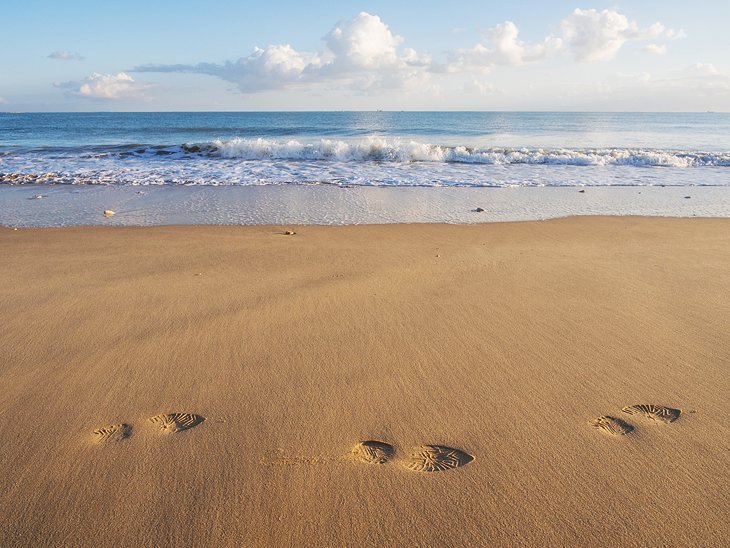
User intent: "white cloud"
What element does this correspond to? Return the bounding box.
[324,12,402,69]
[644,44,667,55]
[48,50,84,61]
[135,12,430,93]
[560,9,681,62]
[445,9,679,72]
[203,45,322,92]
[55,73,152,99]
[448,21,562,72]
[320,13,432,91]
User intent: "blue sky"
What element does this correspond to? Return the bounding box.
[1,0,728,111]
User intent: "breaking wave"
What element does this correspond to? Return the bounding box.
[2,138,729,167]
[209,138,730,167]
[1,137,729,188]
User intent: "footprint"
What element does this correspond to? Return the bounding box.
[591,416,634,436]
[93,424,131,444]
[149,413,204,433]
[622,404,681,423]
[352,441,395,464]
[404,445,474,472]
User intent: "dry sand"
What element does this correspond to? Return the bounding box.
[0,217,728,547]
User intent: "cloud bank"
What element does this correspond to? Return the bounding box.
[135,12,429,92]
[125,9,683,96]
[447,9,683,71]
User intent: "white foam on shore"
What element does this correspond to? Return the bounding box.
[1,139,729,189]
[1,184,729,227]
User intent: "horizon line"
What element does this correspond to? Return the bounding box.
[1,110,727,115]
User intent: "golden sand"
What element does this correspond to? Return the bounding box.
[1,217,728,546]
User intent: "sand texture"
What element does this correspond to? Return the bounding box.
[0,217,728,547]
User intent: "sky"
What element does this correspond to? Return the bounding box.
[1,0,728,111]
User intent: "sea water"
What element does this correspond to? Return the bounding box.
[1,112,729,226]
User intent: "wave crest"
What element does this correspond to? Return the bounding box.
[207,138,730,167]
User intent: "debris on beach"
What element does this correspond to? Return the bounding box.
[284,230,296,235]
[103,210,115,217]
[684,196,691,199]
[578,189,586,193]
[474,207,485,212]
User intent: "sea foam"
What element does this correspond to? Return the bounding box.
[1,138,729,188]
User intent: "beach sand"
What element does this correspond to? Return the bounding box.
[0,217,728,547]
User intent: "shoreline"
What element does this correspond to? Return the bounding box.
[1,217,728,546]
[2,213,729,232]
[2,184,729,227]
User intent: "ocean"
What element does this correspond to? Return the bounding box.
[1,112,729,226]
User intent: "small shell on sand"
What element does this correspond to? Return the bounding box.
[103,210,115,217]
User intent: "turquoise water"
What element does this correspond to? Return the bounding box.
[1,112,729,187]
